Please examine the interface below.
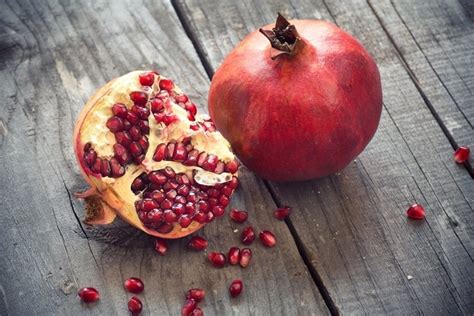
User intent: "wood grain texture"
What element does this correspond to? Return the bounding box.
[0,0,328,315]
[174,0,474,314]
[368,0,474,169]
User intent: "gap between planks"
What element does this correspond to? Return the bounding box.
[170,0,340,314]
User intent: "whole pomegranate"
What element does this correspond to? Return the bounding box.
[74,71,239,239]
[209,14,382,181]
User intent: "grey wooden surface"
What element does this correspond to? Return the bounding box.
[0,0,472,315]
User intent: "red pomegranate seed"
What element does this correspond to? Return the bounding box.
[139,72,155,86]
[129,91,148,106]
[239,248,252,268]
[178,215,192,228]
[229,279,243,297]
[175,94,189,103]
[132,105,150,120]
[164,209,177,223]
[154,239,168,255]
[207,252,226,268]
[149,171,167,185]
[78,287,100,303]
[156,223,173,234]
[114,143,131,165]
[190,123,200,131]
[454,146,470,163]
[91,158,102,173]
[112,103,128,118]
[197,200,209,213]
[153,143,167,161]
[212,206,225,217]
[128,296,143,315]
[259,230,276,247]
[228,247,240,265]
[274,206,291,220]
[206,212,215,223]
[219,195,229,207]
[177,184,190,196]
[225,160,239,173]
[159,79,174,91]
[174,142,187,161]
[133,153,144,165]
[106,116,124,132]
[181,298,196,316]
[124,277,144,294]
[190,307,203,316]
[184,149,199,166]
[139,135,149,151]
[84,147,97,166]
[161,199,173,209]
[208,198,218,206]
[115,131,132,147]
[241,226,255,245]
[163,166,176,178]
[129,126,142,141]
[222,185,233,196]
[126,111,139,124]
[188,236,208,250]
[131,176,147,192]
[110,158,125,177]
[147,209,163,223]
[185,103,197,116]
[202,154,218,172]
[162,114,178,125]
[406,204,426,220]
[151,98,163,113]
[142,198,158,211]
[172,203,185,215]
[100,159,111,177]
[228,177,239,189]
[229,209,248,223]
[193,211,206,223]
[186,288,205,302]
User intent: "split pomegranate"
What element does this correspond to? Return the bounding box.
[229,279,243,297]
[124,277,144,294]
[454,146,470,163]
[78,287,100,303]
[128,296,143,315]
[209,14,382,181]
[406,204,425,220]
[259,230,277,247]
[74,71,239,239]
[188,236,208,251]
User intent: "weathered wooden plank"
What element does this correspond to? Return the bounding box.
[368,0,474,169]
[174,0,474,314]
[0,0,328,315]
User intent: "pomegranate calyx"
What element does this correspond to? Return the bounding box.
[259,13,301,59]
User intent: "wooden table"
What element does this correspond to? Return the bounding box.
[1,0,472,315]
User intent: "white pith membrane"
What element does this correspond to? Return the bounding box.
[76,71,239,238]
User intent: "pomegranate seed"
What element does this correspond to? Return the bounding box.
[154,239,168,255]
[130,91,148,106]
[151,190,165,202]
[163,166,176,178]
[164,209,177,223]
[131,176,147,192]
[142,198,158,211]
[202,154,218,172]
[406,204,426,220]
[175,94,189,103]
[84,147,97,166]
[148,209,163,223]
[151,98,164,113]
[186,288,205,302]
[225,160,239,173]
[206,212,215,223]
[185,149,199,166]
[176,196,187,204]
[241,226,255,245]
[159,79,174,91]
[127,111,139,124]
[190,307,203,316]
[274,206,291,220]
[230,209,248,223]
[239,248,252,268]
[166,142,176,159]
[153,143,167,161]
[197,200,209,212]
[138,120,150,134]
[92,158,102,173]
[139,135,149,151]
[219,195,229,207]
[124,277,144,294]
[139,72,155,86]
[185,202,196,215]
[178,215,192,228]
[129,126,142,141]
[193,211,206,223]
[215,161,225,173]
[106,116,124,132]
[212,206,225,217]
[162,114,178,125]
[222,185,233,196]
[172,203,185,215]
[190,123,200,131]
[188,236,208,250]
[229,279,243,297]
[166,189,178,200]
[259,230,276,247]
[78,287,100,303]
[228,247,240,265]
[115,131,132,147]
[132,105,150,120]
[156,223,173,234]
[129,142,143,157]
[128,296,143,315]
[112,103,128,118]
[228,177,239,189]
[181,298,196,316]
[123,119,132,130]
[110,158,125,177]
[100,159,111,177]
[454,146,470,163]
[177,184,190,196]
[148,172,166,186]
[114,143,131,165]
[207,252,226,267]
[174,142,187,161]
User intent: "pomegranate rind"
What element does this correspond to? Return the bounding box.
[73,71,237,239]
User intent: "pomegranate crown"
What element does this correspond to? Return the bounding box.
[259,13,301,59]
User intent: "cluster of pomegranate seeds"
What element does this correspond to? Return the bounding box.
[207,252,226,268]
[241,226,255,245]
[274,206,291,220]
[132,166,239,231]
[454,146,470,164]
[259,230,277,247]
[128,296,143,315]
[154,239,169,255]
[78,287,100,303]
[229,280,243,297]
[229,209,248,223]
[152,139,239,175]
[188,236,208,250]
[406,204,426,220]
[182,288,205,316]
[124,277,145,294]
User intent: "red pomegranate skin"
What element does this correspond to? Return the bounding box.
[209,20,382,181]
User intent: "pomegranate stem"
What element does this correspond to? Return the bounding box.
[259,13,300,59]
